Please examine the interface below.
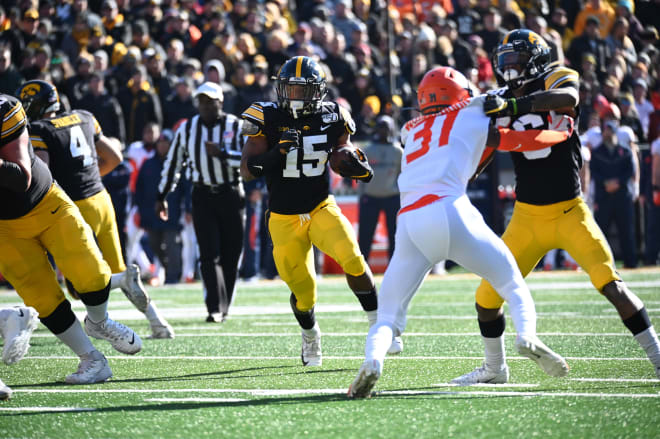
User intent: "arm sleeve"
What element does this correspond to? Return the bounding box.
[158,121,187,200]
[497,125,573,152]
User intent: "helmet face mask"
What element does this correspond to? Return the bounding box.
[276,56,327,119]
[16,80,61,120]
[493,30,551,90]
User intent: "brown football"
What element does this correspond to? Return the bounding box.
[329,144,356,174]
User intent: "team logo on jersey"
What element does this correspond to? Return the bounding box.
[302,125,311,131]
[322,113,338,123]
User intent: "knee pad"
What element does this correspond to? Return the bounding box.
[341,254,367,277]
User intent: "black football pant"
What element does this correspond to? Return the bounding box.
[192,184,245,316]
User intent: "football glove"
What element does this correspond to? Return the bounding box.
[278,129,300,152]
[336,148,374,183]
[483,94,534,118]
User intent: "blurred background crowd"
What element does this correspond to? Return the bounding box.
[0,0,658,283]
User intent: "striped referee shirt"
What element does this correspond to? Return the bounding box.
[158,113,244,200]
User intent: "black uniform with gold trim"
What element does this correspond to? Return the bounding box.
[476,32,619,311]
[242,100,355,214]
[0,95,52,219]
[29,110,105,201]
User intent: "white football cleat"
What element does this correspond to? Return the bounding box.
[515,334,569,377]
[1,306,39,365]
[301,326,322,366]
[65,350,113,384]
[0,378,11,400]
[85,315,142,355]
[148,322,175,339]
[120,264,150,313]
[451,363,510,386]
[348,359,382,398]
[387,336,404,355]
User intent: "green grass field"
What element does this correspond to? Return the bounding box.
[1,268,659,438]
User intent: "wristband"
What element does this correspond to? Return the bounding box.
[247,147,284,177]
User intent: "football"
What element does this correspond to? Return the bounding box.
[329,144,356,174]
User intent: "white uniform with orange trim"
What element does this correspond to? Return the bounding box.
[363,96,549,364]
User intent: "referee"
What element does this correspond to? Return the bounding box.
[156,82,245,323]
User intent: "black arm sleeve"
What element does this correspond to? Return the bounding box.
[0,160,29,192]
[246,147,283,177]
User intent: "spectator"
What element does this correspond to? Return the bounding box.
[605,17,637,66]
[78,71,126,144]
[163,77,196,129]
[644,137,660,265]
[574,0,616,38]
[450,0,481,40]
[135,132,191,284]
[332,0,362,47]
[100,0,130,45]
[567,16,611,82]
[117,65,163,142]
[203,58,239,115]
[476,7,507,56]
[590,118,638,268]
[633,78,653,138]
[144,49,175,109]
[236,55,276,115]
[0,42,23,94]
[358,115,402,262]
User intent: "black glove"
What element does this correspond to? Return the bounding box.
[278,129,300,152]
[483,94,534,118]
[337,148,374,183]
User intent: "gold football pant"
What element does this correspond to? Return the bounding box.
[476,197,620,309]
[268,196,367,312]
[0,184,112,317]
[75,189,126,273]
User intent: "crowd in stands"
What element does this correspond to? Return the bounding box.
[0,0,658,281]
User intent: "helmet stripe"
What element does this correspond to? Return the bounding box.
[503,32,510,44]
[296,57,303,77]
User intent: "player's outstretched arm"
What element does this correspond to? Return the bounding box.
[484,87,578,119]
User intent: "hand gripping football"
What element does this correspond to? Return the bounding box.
[329,144,374,182]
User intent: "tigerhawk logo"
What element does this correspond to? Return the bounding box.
[20,83,41,99]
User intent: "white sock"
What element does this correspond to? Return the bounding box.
[493,278,536,337]
[365,321,394,363]
[56,320,96,357]
[110,272,124,290]
[483,336,506,370]
[85,302,108,324]
[634,326,660,366]
[302,322,320,337]
[144,302,163,324]
[366,310,377,327]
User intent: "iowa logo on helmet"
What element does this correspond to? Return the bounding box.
[20,83,41,99]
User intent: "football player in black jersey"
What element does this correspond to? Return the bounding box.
[17,80,174,339]
[0,94,143,384]
[240,56,400,366]
[453,30,660,385]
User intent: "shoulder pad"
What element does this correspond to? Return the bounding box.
[336,104,356,135]
[544,67,579,91]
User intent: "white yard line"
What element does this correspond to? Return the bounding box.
[143,397,248,403]
[0,406,95,412]
[569,378,660,383]
[11,388,659,399]
[23,355,652,361]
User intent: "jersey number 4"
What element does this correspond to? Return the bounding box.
[283,134,328,178]
[69,125,94,166]
[406,112,458,164]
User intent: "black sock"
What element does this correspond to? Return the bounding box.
[40,300,77,335]
[478,314,506,338]
[290,293,316,330]
[353,288,378,312]
[623,308,652,336]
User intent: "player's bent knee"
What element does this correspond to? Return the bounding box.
[341,254,367,277]
[475,281,505,310]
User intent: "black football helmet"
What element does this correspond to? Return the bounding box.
[492,30,551,90]
[16,80,61,120]
[275,56,327,119]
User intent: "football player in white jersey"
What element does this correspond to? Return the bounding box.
[348,66,575,398]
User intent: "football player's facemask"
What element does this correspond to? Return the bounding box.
[16,79,61,121]
[275,56,327,119]
[417,66,472,115]
[493,30,551,90]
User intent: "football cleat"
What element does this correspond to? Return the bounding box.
[120,264,150,313]
[301,327,322,366]
[65,350,113,384]
[515,334,569,377]
[148,322,175,339]
[0,378,11,400]
[347,359,382,398]
[387,336,404,355]
[84,315,142,355]
[1,306,39,365]
[450,363,510,386]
